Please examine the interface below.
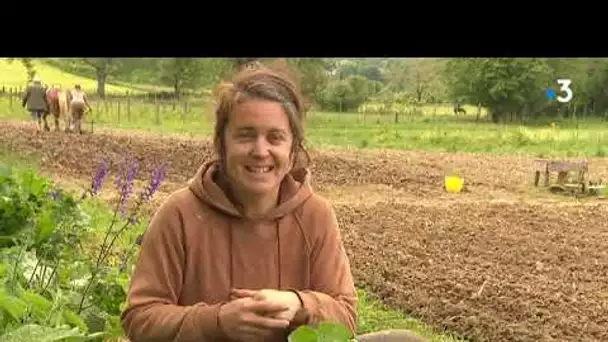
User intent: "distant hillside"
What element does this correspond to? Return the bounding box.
[0,59,171,95]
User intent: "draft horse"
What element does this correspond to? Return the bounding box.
[453,102,467,116]
[45,85,71,132]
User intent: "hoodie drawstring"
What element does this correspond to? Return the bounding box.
[228,219,234,290]
[276,220,281,289]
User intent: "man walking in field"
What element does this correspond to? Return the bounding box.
[22,75,49,131]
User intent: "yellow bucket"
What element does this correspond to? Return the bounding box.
[445,175,464,193]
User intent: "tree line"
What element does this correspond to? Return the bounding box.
[445,58,608,123]
[9,58,608,124]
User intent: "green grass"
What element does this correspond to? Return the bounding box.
[304,112,608,157]
[0,58,147,95]
[358,101,488,118]
[2,94,607,158]
[356,289,463,341]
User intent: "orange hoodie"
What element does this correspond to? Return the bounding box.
[121,161,358,342]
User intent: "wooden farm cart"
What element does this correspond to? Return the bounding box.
[534,159,589,193]
[533,159,605,196]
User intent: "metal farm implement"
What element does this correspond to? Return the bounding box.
[533,159,606,197]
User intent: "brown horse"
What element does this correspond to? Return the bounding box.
[45,85,71,132]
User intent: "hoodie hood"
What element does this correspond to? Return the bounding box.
[188,160,313,221]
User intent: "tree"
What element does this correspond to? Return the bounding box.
[286,58,332,107]
[404,58,447,103]
[444,58,551,123]
[160,58,204,98]
[81,58,119,98]
[381,58,447,103]
[317,75,380,112]
[159,58,233,97]
[6,58,36,83]
[333,59,384,82]
[544,58,608,117]
[318,79,352,112]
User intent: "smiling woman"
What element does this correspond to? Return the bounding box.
[214,65,309,218]
[223,100,295,216]
[120,60,360,342]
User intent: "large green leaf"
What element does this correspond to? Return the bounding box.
[289,325,319,342]
[0,288,28,322]
[35,207,56,245]
[61,309,88,334]
[288,322,354,342]
[316,322,353,342]
[18,290,53,321]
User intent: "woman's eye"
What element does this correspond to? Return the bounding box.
[236,131,256,139]
[268,133,285,144]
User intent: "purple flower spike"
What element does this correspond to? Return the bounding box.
[116,156,126,192]
[90,159,109,196]
[120,159,139,217]
[140,163,169,203]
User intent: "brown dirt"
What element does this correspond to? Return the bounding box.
[2,121,608,342]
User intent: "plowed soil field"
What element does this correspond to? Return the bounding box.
[2,121,607,342]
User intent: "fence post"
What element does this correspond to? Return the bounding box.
[96,100,100,121]
[183,101,189,121]
[126,91,131,122]
[155,95,160,125]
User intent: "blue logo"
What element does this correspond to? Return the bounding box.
[547,79,573,103]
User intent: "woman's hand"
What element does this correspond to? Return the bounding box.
[218,296,291,341]
[231,288,303,321]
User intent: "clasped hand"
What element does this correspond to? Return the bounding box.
[218,288,302,341]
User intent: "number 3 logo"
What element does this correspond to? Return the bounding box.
[557,79,573,103]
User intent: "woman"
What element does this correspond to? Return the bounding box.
[68,84,91,134]
[121,61,358,342]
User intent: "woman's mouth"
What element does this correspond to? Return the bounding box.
[244,166,274,173]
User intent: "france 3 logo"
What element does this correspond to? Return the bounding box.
[546,79,573,103]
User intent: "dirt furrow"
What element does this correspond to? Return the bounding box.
[3,121,607,202]
[339,203,608,342]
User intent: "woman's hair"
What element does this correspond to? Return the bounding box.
[212,59,310,171]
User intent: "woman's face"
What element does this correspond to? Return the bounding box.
[223,99,294,198]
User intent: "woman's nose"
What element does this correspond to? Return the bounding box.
[251,137,270,157]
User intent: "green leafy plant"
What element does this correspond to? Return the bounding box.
[0,165,53,247]
[0,159,168,341]
[288,322,354,342]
